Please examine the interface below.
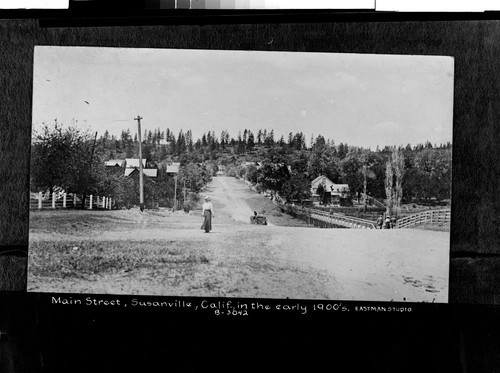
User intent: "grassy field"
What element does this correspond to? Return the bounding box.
[27,205,450,302]
[27,209,332,298]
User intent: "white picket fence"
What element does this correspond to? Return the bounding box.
[30,192,113,210]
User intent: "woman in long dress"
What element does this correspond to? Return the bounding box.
[201,196,214,233]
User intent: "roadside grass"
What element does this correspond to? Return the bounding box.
[29,209,141,234]
[28,240,210,280]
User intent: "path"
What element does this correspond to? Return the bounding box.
[202,176,256,224]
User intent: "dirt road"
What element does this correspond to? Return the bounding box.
[28,176,450,303]
[203,176,263,224]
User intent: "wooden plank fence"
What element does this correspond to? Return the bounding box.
[29,192,114,210]
[308,208,376,229]
[395,209,451,228]
[276,201,376,229]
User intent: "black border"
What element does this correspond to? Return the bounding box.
[2,10,500,371]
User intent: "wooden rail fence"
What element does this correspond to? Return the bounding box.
[277,202,376,229]
[30,192,114,210]
[395,209,451,228]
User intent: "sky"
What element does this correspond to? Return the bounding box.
[32,46,454,150]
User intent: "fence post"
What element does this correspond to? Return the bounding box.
[73,193,76,207]
[109,198,112,209]
[63,193,67,208]
[52,192,56,209]
[89,195,93,210]
[38,191,42,210]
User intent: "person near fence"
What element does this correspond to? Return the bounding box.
[376,214,384,229]
[317,183,325,205]
[201,195,214,233]
[391,215,397,229]
[384,215,392,229]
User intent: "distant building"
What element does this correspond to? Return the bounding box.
[244,161,262,169]
[166,162,180,175]
[105,159,125,167]
[125,158,146,169]
[311,175,349,197]
[125,168,158,178]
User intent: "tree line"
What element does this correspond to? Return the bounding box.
[31,121,452,214]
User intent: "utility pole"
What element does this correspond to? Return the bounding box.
[135,115,144,210]
[173,175,178,211]
[183,179,186,203]
[82,131,98,209]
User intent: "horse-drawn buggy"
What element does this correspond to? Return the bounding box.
[250,211,267,225]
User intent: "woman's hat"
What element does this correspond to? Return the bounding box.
[205,196,210,201]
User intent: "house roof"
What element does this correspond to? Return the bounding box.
[143,169,158,178]
[105,159,125,167]
[244,161,262,167]
[311,175,333,185]
[166,162,180,174]
[311,176,350,191]
[125,158,146,168]
[124,168,158,178]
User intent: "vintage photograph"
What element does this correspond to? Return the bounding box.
[27,46,453,302]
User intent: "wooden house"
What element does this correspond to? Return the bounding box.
[311,175,349,197]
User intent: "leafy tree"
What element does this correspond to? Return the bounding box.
[260,163,289,192]
[339,153,364,197]
[31,122,99,195]
[177,163,213,193]
[259,147,290,192]
[382,147,406,216]
[289,149,309,175]
[245,164,259,184]
[410,148,452,203]
[281,173,311,203]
